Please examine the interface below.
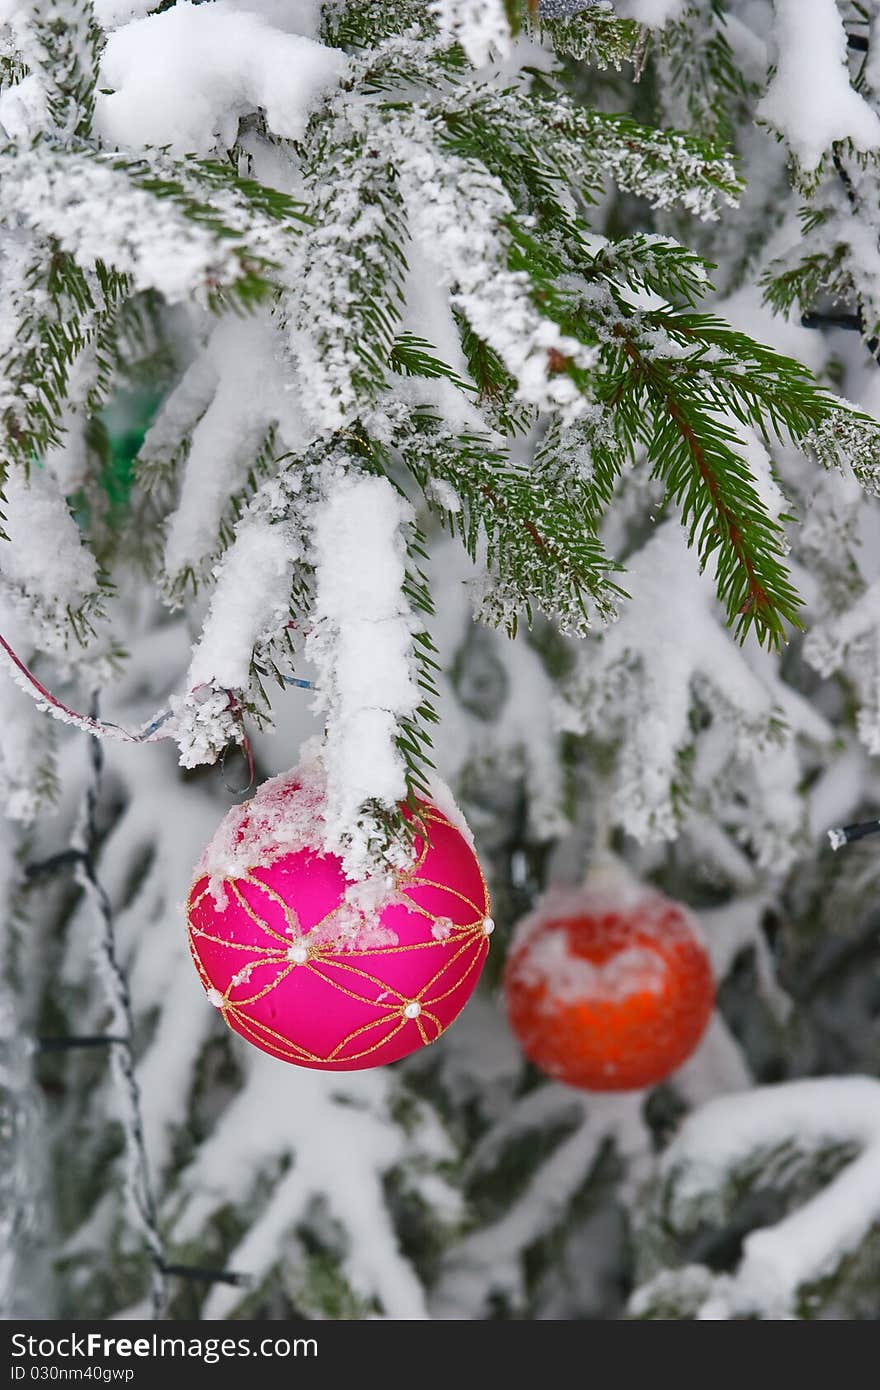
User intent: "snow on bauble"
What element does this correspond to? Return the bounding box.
[186,764,492,1070]
[503,865,714,1091]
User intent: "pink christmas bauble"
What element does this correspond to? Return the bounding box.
[186,769,492,1070]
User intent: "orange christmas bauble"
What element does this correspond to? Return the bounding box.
[504,872,714,1091]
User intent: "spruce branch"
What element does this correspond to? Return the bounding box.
[430,89,742,221]
[762,169,880,353]
[763,243,856,332]
[396,529,441,811]
[603,326,799,644]
[0,245,125,471]
[9,0,102,142]
[453,314,537,435]
[6,0,879,865]
[389,333,475,392]
[367,403,624,634]
[524,3,640,67]
[0,147,307,307]
[591,300,880,640]
[648,0,753,144]
[583,234,714,306]
[323,0,435,52]
[290,117,408,429]
[381,107,598,420]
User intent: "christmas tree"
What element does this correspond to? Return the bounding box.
[4,0,880,1322]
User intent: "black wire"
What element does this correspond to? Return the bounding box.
[829,819,880,847]
[800,311,862,333]
[36,1035,126,1052]
[24,849,88,879]
[159,1263,250,1288]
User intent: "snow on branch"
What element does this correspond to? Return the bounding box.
[290,113,408,432]
[441,89,741,220]
[386,110,597,422]
[0,235,121,467]
[134,352,219,483]
[66,740,228,1187]
[0,963,45,1314]
[429,0,511,68]
[0,674,53,823]
[162,315,285,583]
[305,470,425,875]
[0,147,305,304]
[95,2,346,156]
[804,579,880,755]
[382,403,621,635]
[434,1091,647,1317]
[530,3,638,69]
[634,1077,880,1319]
[0,462,98,650]
[558,522,828,863]
[757,0,880,177]
[766,198,880,359]
[616,0,688,26]
[172,506,302,770]
[1,0,101,142]
[171,1055,453,1320]
[802,401,880,497]
[187,519,299,696]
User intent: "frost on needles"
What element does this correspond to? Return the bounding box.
[2,0,880,873]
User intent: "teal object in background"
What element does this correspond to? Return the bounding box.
[97,387,163,521]
[64,387,164,536]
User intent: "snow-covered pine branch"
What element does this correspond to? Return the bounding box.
[756,0,880,183]
[378,402,623,633]
[289,110,408,433]
[528,1,639,68]
[0,148,307,306]
[558,521,828,865]
[632,1078,880,1319]
[305,469,434,875]
[761,4,880,360]
[0,0,101,143]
